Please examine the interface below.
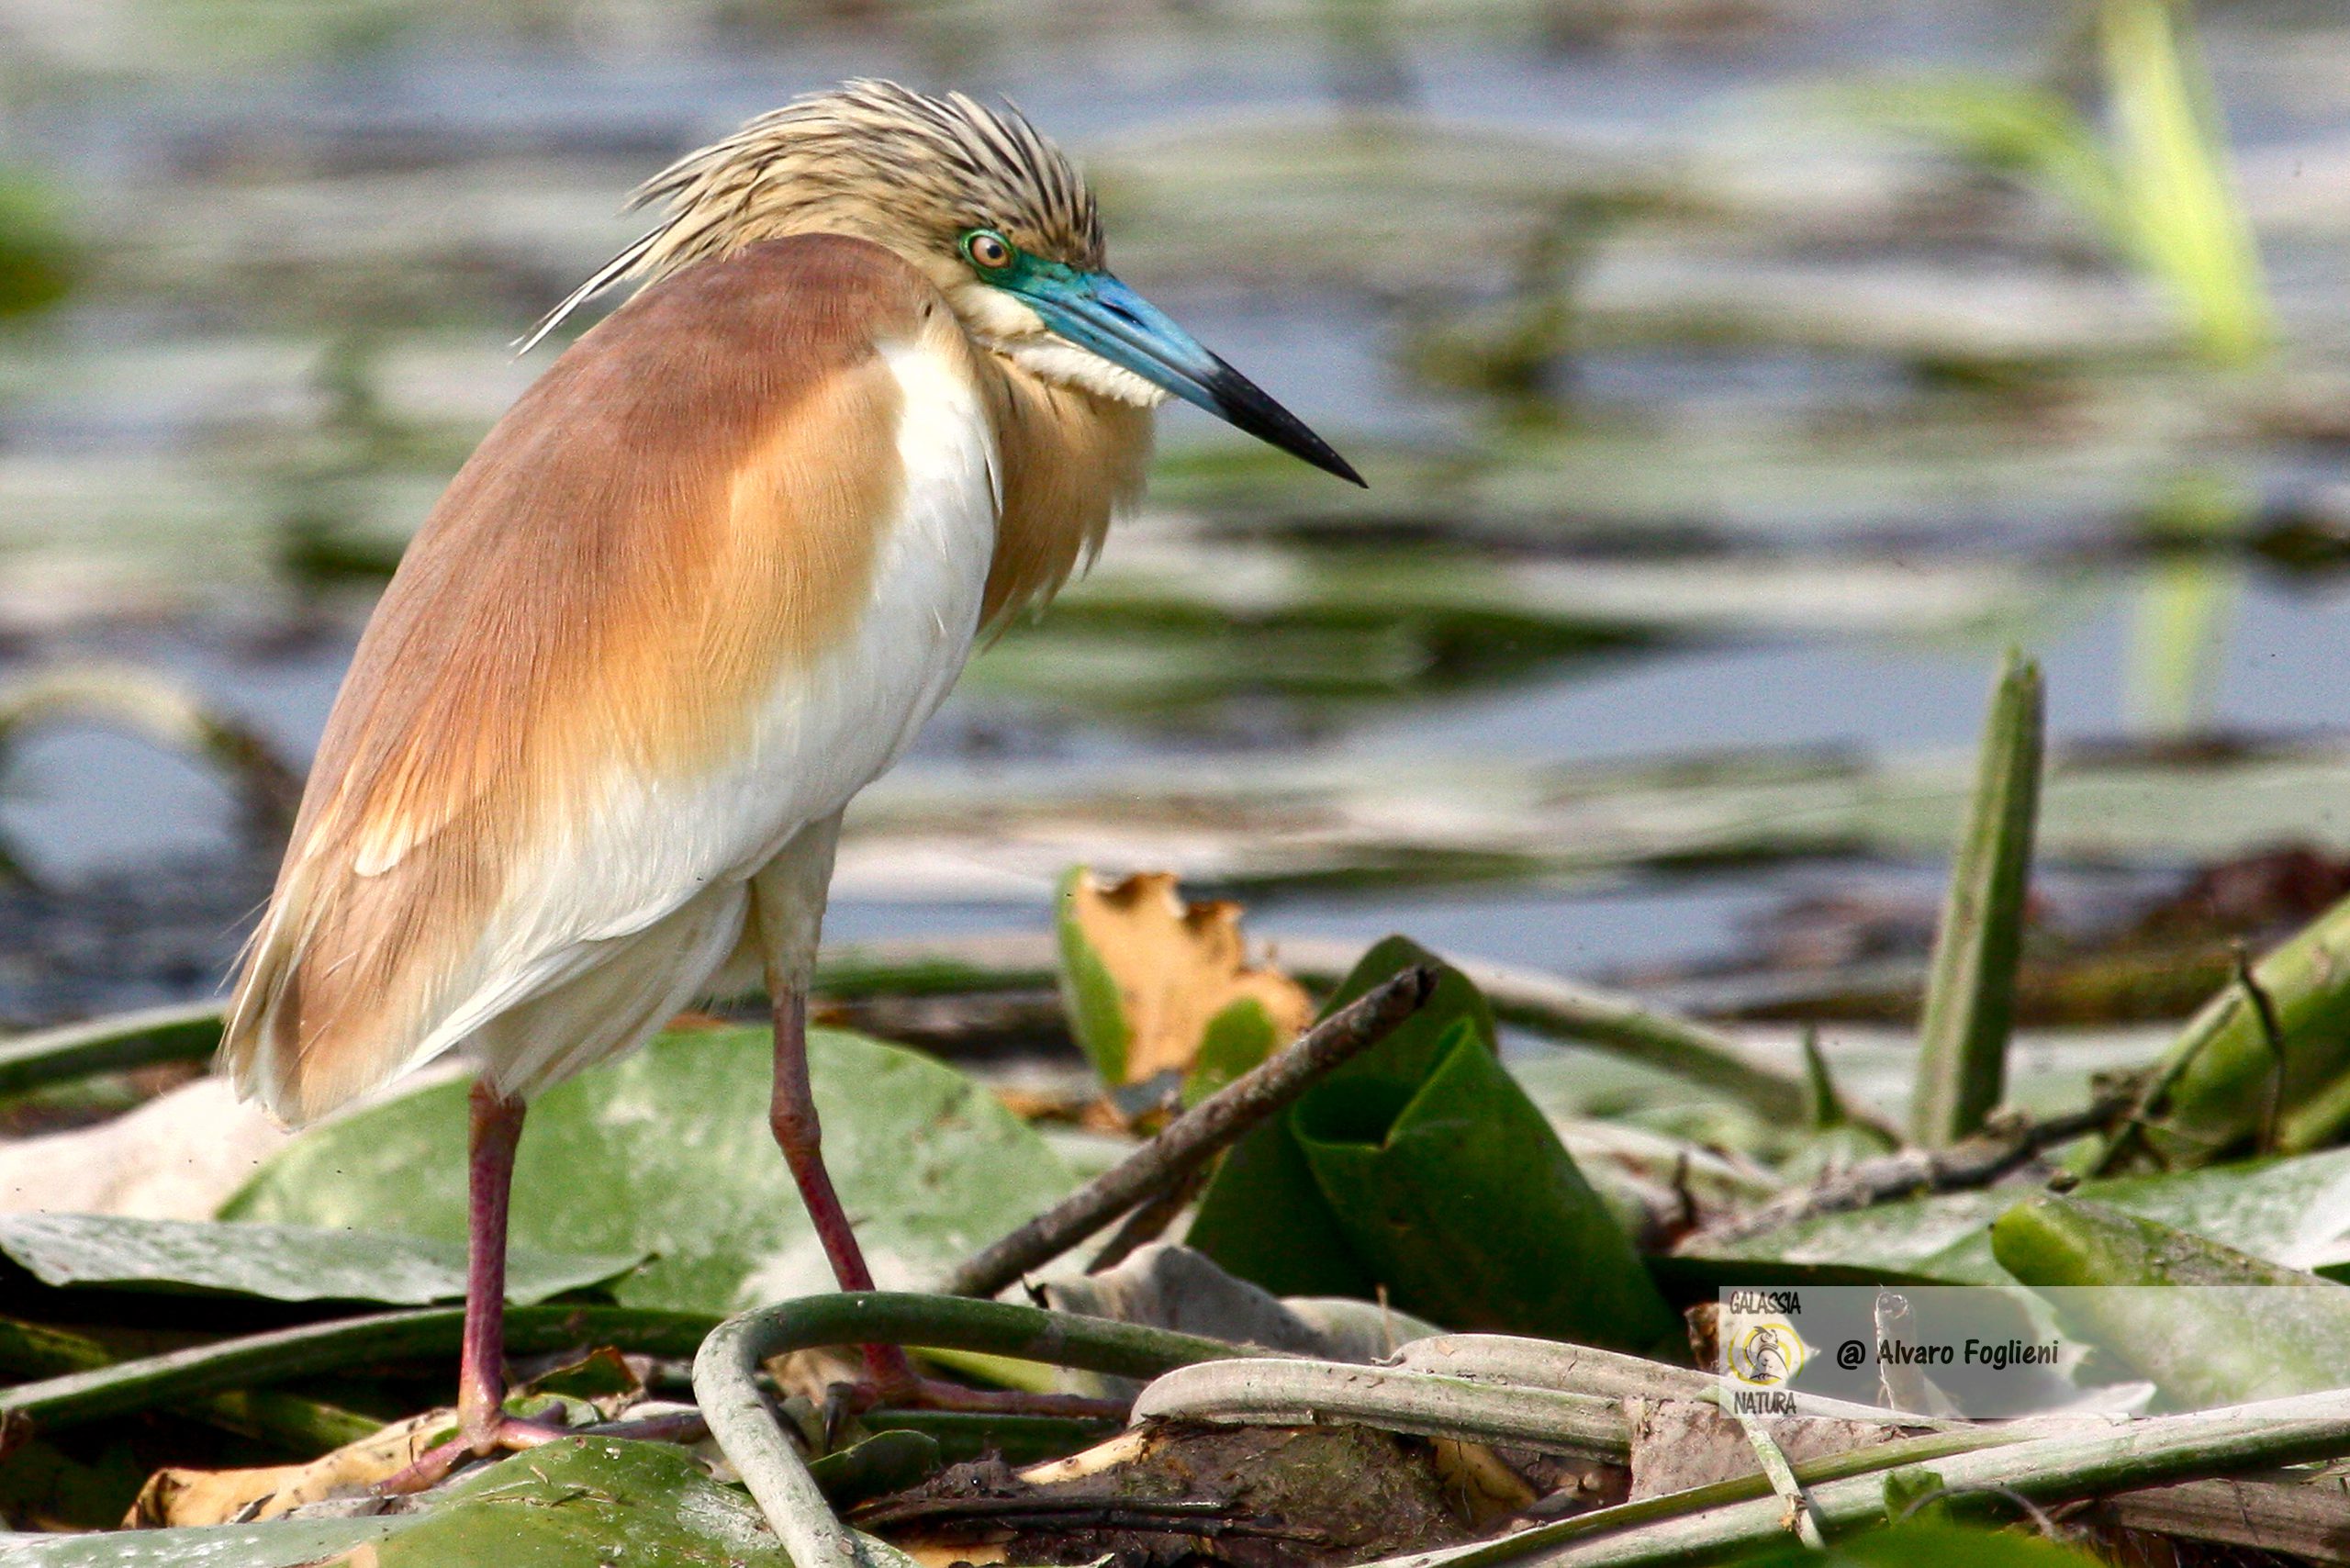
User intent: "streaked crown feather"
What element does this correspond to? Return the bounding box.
[524,79,1101,351]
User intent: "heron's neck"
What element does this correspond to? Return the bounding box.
[972,353,1154,631]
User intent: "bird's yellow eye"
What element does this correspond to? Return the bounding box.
[963,230,1014,272]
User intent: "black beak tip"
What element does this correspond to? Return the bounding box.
[1205,356,1368,489]
[1321,447,1369,488]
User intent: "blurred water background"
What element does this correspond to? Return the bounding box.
[6,0,2350,1033]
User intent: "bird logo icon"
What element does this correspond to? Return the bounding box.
[1729,1320,1809,1387]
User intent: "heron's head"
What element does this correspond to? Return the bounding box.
[532,79,1360,486]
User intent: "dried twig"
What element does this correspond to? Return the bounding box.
[1085,1163,1210,1274]
[940,966,1438,1299]
[1681,1088,2135,1249]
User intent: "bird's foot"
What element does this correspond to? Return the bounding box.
[375,1413,572,1496]
[375,1404,711,1497]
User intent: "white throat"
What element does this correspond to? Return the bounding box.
[947,280,1169,409]
[1003,339,1168,408]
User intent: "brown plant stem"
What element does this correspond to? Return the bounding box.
[941,966,1438,1299]
[1682,1087,2134,1249]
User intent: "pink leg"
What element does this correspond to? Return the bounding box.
[769,988,911,1387]
[766,991,1125,1420]
[376,1081,559,1495]
[460,1079,529,1453]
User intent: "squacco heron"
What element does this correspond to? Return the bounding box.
[220,79,1358,1465]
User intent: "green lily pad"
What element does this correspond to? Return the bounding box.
[1188,936,1490,1302]
[0,1437,795,1567]
[1991,1193,2350,1407]
[0,1518,391,1567]
[1189,937,1675,1352]
[0,1212,640,1306]
[222,1027,1076,1314]
[1679,1147,2350,1286]
[368,1435,789,1565]
[1290,1016,1678,1349]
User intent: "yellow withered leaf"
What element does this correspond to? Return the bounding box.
[126,1409,450,1527]
[1056,868,1313,1088]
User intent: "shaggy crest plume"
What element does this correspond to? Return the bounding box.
[520,80,1102,353]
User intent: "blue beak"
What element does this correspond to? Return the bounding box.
[1016,270,1364,487]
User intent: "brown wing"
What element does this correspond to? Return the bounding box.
[223,235,950,1123]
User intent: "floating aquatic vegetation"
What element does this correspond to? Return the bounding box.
[0,173,74,322]
[1833,0,2274,366]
